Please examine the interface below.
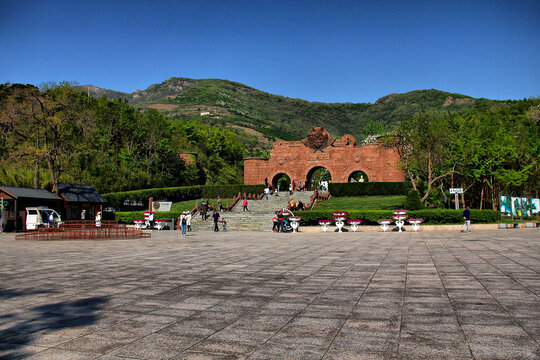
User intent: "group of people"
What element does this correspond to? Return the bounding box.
[199,197,225,220]
[177,210,192,236]
[271,210,294,233]
[288,196,305,211]
[263,180,309,201]
[178,208,226,236]
[79,209,102,228]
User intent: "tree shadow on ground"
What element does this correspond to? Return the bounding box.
[0,287,59,300]
[0,289,109,359]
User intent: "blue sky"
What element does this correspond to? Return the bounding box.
[1,0,539,103]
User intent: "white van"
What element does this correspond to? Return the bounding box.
[26,207,62,231]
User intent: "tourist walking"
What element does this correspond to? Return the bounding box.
[264,187,269,200]
[461,206,471,233]
[221,218,227,231]
[212,210,220,232]
[180,210,188,236]
[242,198,249,212]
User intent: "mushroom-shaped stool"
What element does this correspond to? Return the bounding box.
[392,210,408,232]
[155,219,166,230]
[408,218,423,232]
[288,216,302,232]
[332,211,348,233]
[378,219,392,232]
[318,219,332,232]
[347,219,362,232]
[134,219,145,230]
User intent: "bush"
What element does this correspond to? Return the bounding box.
[103,184,265,208]
[328,182,410,197]
[294,209,499,226]
[113,211,185,224]
[404,190,423,210]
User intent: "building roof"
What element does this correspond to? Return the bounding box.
[0,186,62,201]
[55,183,108,203]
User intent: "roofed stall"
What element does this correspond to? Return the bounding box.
[0,186,62,232]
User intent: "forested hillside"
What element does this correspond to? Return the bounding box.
[382,99,540,208]
[84,77,502,150]
[0,83,245,193]
[2,80,538,207]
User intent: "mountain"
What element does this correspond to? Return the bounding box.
[79,85,131,100]
[82,78,502,150]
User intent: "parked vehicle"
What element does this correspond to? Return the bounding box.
[25,207,62,231]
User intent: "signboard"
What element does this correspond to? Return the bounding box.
[449,188,463,194]
[152,201,172,212]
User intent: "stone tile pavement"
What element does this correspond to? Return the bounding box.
[0,229,539,359]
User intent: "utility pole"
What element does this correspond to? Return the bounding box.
[1,200,4,233]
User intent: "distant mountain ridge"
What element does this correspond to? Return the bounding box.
[80,77,502,148]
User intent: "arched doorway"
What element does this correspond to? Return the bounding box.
[307,167,332,190]
[348,170,369,183]
[272,173,291,192]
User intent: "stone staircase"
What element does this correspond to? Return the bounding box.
[190,191,315,232]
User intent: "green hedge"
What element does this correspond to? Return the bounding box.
[112,211,185,224]
[294,209,500,226]
[112,209,500,226]
[328,182,410,197]
[103,184,265,207]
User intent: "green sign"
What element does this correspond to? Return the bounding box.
[1,200,10,209]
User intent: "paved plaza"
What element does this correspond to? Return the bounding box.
[0,229,539,360]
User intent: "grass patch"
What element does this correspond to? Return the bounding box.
[314,195,406,211]
[171,198,234,212]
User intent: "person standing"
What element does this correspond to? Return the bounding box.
[264,187,269,200]
[81,209,86,229]
[272,211,279,232]
[242,198,248,212]
[147,212,155,229]
[217,197,223,212]
[277,211,284,233]
[95,211,102,229]
[212,210,220,232]
[202,199,208,220]
[186,211,192,232]
[461,206,471,233]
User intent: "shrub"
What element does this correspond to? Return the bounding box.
[328,182,410,197]
[103,184,265,208]
[404,190,424,210]
[294,209,499,226]
[113,211,185,224]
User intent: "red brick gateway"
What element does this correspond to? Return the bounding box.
[244,127,405,188]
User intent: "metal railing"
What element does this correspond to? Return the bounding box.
[16,220,151,241]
